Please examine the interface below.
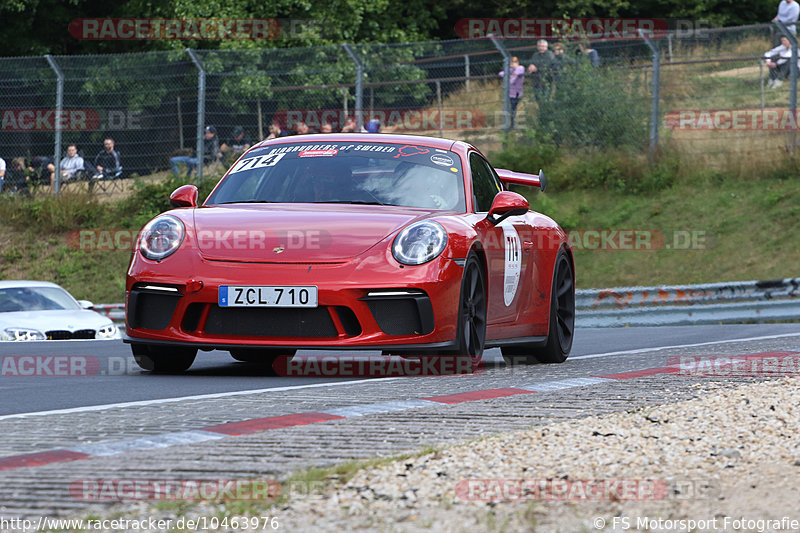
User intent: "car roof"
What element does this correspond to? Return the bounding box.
[0,280,64,290]
[252,133,470,153]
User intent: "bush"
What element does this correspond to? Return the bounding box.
[534,64,648,150]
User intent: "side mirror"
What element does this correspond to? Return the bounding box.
[77,300,94,310]
[486,191,529,225]
[170,184,199,208]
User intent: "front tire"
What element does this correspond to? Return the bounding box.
[444,253,487,365]
[131,343,197,372]
[502,249,574,365]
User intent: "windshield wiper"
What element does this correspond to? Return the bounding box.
[216,200,277,204]
[311,200,385,205]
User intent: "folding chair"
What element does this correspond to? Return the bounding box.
[90,166,124,194]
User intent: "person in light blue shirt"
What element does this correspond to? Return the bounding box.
[774,0,799,34]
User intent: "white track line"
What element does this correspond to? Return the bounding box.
[0,377,401,421]
[570,332,800,360]
[3,332,799,421]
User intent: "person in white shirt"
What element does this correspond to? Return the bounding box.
[57,144,85,186]
[765,36,795,87]
[0,157,6,193]
[774,0,800,34]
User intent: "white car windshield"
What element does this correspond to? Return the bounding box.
[0,287,80,313]
[206,141,466,211]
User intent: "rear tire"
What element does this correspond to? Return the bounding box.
[502,249,574,365]
[131,343,197,372]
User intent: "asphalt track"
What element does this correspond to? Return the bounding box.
[1,323,799,416]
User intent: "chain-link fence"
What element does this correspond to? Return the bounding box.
[0,23,797,195]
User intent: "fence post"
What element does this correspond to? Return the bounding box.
[186,48,206,180]
[342,44,363,131]
[639,29,660,156]
[464,55,470,92]
[436,81,443,137]
[44,55,63,194]
[774,21,797,152]
[489,36,511,132]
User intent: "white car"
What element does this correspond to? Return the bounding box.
[0,281,120,341]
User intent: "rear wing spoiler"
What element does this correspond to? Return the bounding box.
[495,168,547,192]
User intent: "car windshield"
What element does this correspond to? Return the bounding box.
[0,287,80,313]
[206,141,466,211]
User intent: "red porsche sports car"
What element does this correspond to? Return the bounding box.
[125,134,574,372]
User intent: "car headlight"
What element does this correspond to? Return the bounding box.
[392,221,448,265]
[139,215,185,260]
[96,324,119,339]
[2,328,46,341]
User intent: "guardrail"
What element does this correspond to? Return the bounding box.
[94,278,800,330]
[576,278,800,327]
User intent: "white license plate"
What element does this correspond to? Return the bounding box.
[218,286,318,307]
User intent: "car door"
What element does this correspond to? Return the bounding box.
[469,152,530,324]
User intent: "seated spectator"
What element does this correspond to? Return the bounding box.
[365,119,381,133]
[220,126,252,160]
[765,36,794,88]
[54,144,84,187]
[320,122,333,133]
[170,125,221,177]
[293,120,318,135]
[340,117,357,132]
[267,121,288,139]
[29,155,54,187]
[93,137,122,179]
[577,42,600,68]
[6,158,31,196]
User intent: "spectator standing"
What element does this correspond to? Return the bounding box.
[499,56,525,128]
[170,125,221,177]
[765,36,794,87]
[93,137,122,179]
[527,39,556,102]
[0,156,5,192]
[55,144,84,187]
[774,0,800,34]
[552,42,569,71]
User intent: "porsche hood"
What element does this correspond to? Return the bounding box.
[191,204,432,262]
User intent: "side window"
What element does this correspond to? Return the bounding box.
[469,153,502,212]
